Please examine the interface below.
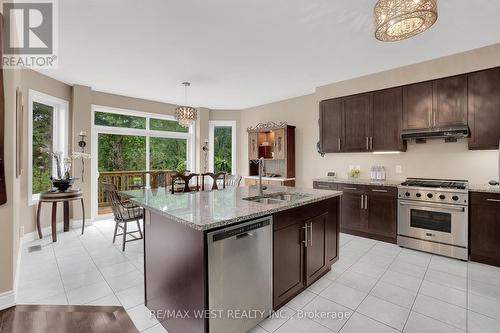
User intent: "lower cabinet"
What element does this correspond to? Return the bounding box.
[313,181,397,243]
[470,192,500,266]
[273,198,339,309]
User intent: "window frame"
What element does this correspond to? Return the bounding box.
[208,120,236,174]
[28,89,69,205]
[91,105,195,214]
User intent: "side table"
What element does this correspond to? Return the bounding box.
[36,189,85,242]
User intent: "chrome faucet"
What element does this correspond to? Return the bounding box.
[258,157,267,196]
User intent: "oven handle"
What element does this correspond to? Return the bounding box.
[399,200,465,212]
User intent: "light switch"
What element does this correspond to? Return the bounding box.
[396,165,403,174]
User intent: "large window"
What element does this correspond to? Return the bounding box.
[93,106,194,176]
[28,90,69,203]
[209,121,236,174]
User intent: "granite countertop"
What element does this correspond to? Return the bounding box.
[469,184,500,194]
[119,186,342,231]
[244,176,296,180]
[313,177,402,187]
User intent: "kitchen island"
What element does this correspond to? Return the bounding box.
[121,185,342,333]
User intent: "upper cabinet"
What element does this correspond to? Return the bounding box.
[342,93,372,152]
[403,81,434,129]
[434,75,468,127]
[273,128,286,160]
[468,68,500,150]
[319,99,343,153]
[248,132,259,160]
[373,87,405,152]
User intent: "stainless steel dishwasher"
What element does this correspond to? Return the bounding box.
[207,216,273,333]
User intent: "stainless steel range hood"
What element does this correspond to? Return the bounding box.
[401,125,469,141]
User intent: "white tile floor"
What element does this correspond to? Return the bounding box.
[17,219,500,333]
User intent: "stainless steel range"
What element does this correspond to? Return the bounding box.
[397,178,469,260]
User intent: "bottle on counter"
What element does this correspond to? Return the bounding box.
[380,166,386,181]
[370,166,377,180]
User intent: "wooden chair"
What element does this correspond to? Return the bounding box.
[103,183,143,251]
[170,172,200,193]
[224,174,242,187]
[201,172,227,191]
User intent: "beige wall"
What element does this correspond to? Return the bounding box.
[241,43,500,188]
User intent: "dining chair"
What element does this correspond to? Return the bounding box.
[201,172,227,191]
[224,174,242,187]
[170,172,200,193]
[103,183,143,251]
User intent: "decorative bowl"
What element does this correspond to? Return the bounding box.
[51,178,75,192]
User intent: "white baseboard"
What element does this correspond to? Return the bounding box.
[13,240,22,301]
[0,291,15,310]
[22,218,94,244]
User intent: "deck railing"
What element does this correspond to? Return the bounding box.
[98,170,177,210]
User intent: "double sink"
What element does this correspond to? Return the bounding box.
[243,192,310,205]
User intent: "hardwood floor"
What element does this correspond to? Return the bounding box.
[0,305,138,333]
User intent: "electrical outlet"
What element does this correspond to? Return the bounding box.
[396,165,403,174]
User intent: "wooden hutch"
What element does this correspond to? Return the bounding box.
[245,122,296,187]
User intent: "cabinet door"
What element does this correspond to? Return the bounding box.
[273,221,305,308]
[273,128,286,159]
[305,213,328,285]
[403,81,433,129]
[342,93,372,152]
[248,132,259,160]
[339,185,366,231]
[470,192,500,266]
[325,198,339,265]
[319,99,343,153]
[434,75,467,127]
[468,68,500,150]
[372,87,404,151]
[366,187,397,242]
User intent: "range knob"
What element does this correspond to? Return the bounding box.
[416,193,422,198]
[427,193,433,199]
[405,192,411,197]
[452,195,459,201]
[439,195,446,200]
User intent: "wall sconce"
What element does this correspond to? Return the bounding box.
[78,131,87,181]
[202,139,209,173]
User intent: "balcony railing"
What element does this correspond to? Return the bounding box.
[98,170,177,214]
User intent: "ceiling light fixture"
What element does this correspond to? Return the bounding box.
[374,0,438,42]
[174,82,197,127]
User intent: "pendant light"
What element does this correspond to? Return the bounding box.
[174,82,197,127]
[374,0,438,42]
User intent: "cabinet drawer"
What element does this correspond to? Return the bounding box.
[366,185,397,197]
[313,182,337,190]
[273,199,333,231]
[470,192,500,206]
[338,184,365,194]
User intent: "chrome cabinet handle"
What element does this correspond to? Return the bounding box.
[361,195,364,209]
[487,199,500,202]
[364,195,368,210]
[428,112,432,127]
[433,111,437,126]
[366,137,369,150]
[344,187,357,190]
[309,222,313,247]
[316,184,330,189]
[302,225,308,248]
[338,138,341,151]
[372,189,388,193]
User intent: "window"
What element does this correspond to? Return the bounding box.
[28,90,69,204]
[94,111,146,129]
[150,137,187,170]
[209,121,236,174]
[150,118,188,133]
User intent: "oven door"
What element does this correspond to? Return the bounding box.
[398,200,468,247]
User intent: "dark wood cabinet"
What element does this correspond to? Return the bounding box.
[468,68,500,150]
[372,87,405,151]
[314,181,397,243]
[273,198,340,309]
[365,186,398,242]
[470,192,500,267]
[320,99,343,153]
[403,81,434,129]
[342,93,372,152]
[434,75,468,127]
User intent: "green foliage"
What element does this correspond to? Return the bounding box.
[150,137,187,171]
[213,126,232,173]
[150,118,188,133]
[95,111,146,129]
[32,102,54,194]
[98,134,146,171]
